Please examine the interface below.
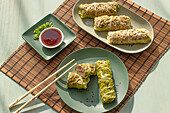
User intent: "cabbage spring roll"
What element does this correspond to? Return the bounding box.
[67,72,90,89]
[94,15,131,31]
[75,63,96,77]
[67,63,96,89]
[107,28,151,44]
[95,60,116,103]
[79,2,119,18]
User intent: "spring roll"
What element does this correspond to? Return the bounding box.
[95,60,116,103]
[94,15,131,31]
[67,72,90,89]
[75,63,96,77]
[67,63,96,89]
[79,2,119,18]
[107,28,151,44]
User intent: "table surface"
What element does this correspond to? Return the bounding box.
[0,0,169,113]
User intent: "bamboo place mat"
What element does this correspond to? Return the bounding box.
[0,0,170,112]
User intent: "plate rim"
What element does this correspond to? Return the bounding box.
[72,0,154,54]
[56,47,129,112]
[22,13,77,60]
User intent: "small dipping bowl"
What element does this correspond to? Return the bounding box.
[39,27,64,48]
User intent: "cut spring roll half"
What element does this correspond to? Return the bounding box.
[79,2,119,18]
[107,28,151,44]
[67,72,90,89]
[95,60,116,103]
[67,63,96,89]
[75,63,96,77]
[94,15,131,31]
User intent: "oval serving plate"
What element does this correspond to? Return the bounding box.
[56,48,129,113]
[72,0,154,53]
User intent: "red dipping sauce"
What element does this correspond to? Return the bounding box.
[41,28,62,47]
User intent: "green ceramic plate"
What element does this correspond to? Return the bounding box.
[72,0,154,53]
[22,14,76,60]
[56,48,129,113]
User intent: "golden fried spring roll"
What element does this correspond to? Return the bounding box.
[79,2,119,18]
[107,28,151,44]
[95,60,116,103]
[94,15,131,31]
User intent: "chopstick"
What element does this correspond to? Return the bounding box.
[9,59,75,109]
[15,62,77,113]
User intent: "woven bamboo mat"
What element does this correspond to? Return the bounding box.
[0,0,170,112]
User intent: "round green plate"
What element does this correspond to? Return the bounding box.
[56,47,129,113]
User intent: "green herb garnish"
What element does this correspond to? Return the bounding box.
[33,22,53,40]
